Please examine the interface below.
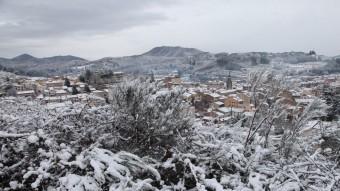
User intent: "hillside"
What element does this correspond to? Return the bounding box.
[0,54,87,76]
[84,48,324,82]
[143,46,205,57]
[0,47,329,78]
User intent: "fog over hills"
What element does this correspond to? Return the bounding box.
[0,46,335,77]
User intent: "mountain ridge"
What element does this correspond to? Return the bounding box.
[142,46,205,57]
[0,54,88,76]
[0,46,334,77]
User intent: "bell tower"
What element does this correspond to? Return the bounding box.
[226,71,232,90]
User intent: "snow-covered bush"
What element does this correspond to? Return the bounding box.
[1,75,339,190]
[108,80,194,155]
[57,147,161,191]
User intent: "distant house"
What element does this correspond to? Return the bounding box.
[217,89,237,96]
[43,96,61,103]
[17,90,35,97]
[212,101,224,109]
[224,94,243,108]
[55,90,68,97]
[199,92,220,107]
[164,75,182,88]
[92,90,106,98]
[218,107,244,117]
[91,71,124,87]
[206,93,220,102]
[330,81,340,94]
[237,91,252,111]
[278,89,297,106]
[45,80,64,88]
[295,98,314,107]
[183,92,195,103]
[13,83,24,91]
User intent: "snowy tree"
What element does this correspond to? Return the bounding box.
[84,84,91,93]
[108,79,194,155]
[0,73,339,190]
[72,86,79,95]
[64,78,71,87]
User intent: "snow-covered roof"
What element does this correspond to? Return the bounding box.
[93,90,104,93]
[295,98,314,103]
[215,111,224,116]
[227,94,243,102]
[207,93,220,98]
[56,90,67,94]
[183,92,192,98]
[17,90,35,95]
[202,116,213,121]
[214,101,224,106]
[244,112,255,117]
[43,97,60,101]
[218,107,231,113]
[218,107,244,113]
[218,89,237,94]
[36,94,44,99]
[330,81,340,87]
[46,102,67,109]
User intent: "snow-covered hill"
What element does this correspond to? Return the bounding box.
[142,46,205,57]
[0,46,331,77]
[0,54,87,76]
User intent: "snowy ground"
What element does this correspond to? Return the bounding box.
[1,80,340,190]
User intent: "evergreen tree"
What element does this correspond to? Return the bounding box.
[150,72,155,83]
[84,85,91,93]
[78,75,85,83]
[85,69,92,83]
[260,56,270,64]
[72,86,79,95]
[64,78,71,87]
[309,50,316,55]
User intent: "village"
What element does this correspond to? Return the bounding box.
[179,73,340,124]
[0,70,124,109]
[1,69,339,126]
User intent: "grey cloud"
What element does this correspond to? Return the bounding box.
[0,0,339,58]
[0,0,168,40]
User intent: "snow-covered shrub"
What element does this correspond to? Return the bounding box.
[1,73,339,190]
[0,129,61,189]
[279,98,329,157]
[0,81,195,190]
[108,79,194,155]
[57,147,161,191]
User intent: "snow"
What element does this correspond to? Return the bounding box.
[0,76,339,191]
[59,174,100,191]
[0,131,29,138]
[9,181,20,189]
[248,172,267,191]
[27,134,39,144]
[276,182,300,191]
[17,90,35,95]
[204,178,224,191]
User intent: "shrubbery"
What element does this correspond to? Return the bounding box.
[1,77,340,190]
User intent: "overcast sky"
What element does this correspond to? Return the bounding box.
[0,0,339,59]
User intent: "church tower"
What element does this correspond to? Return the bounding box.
[226,71,232,90]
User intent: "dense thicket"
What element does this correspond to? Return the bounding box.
[1,76,339,190]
